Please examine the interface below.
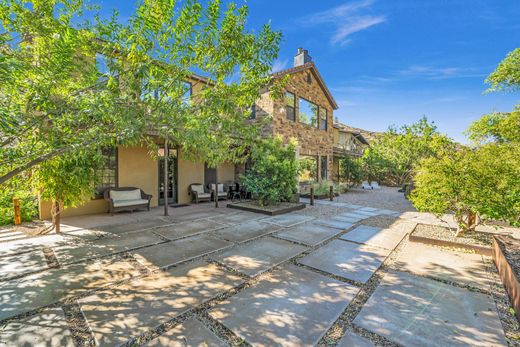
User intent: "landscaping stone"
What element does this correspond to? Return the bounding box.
[314,219,354,230]
[211,220,280,243]
[262,213,314,227]
[340,224,409,250]
[336,331,375,347]
[134,235,233,269]
[146,318,226,346]
[276,222,343,246]
[394,242,492,289]
[152,220,227,240]
[0,249,48,280]
[0,257,140,320]
[298,240,388,283]
[209,211,265,225]
[54,232,166,264]
[0,308,73,347]
[98,219,172,235]
[354,271,508,347]
[210,237,308,277]
[210,264,359,347]
[79,260,243,346]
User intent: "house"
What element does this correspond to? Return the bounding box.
[248,48,338,183]
[331,122,370,182]
[38,48,339,219]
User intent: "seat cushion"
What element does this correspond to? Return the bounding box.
[113,199,149,207]
[110,189,141,201]
[210,184,225,193]
[197,193,211,199]
[191,185,205,195]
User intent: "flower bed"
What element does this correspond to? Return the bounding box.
[409,223,493,256]
[227,201,305,216]
[493,235,520,322]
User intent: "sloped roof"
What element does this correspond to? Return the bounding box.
[333,122,378,145]
[271,62,339,110]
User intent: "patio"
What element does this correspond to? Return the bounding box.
[0,190,516,346]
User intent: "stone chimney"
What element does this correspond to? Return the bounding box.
[294,48,312,67]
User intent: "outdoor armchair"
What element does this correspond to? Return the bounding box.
[189,184,212,204]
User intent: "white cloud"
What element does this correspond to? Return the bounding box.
[300,0,386,45]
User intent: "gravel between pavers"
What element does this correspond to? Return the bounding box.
[335,186,415,213]
[413,223,493,247]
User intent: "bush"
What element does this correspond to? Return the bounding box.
[0,177,38,226]
[311,180,340,196]
[339,156,363,187]
[241,137,298,206]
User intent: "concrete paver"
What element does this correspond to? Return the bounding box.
[333,215,363,223]
[211,221,280,243]
[314,219,354,230]
[395,242,492,289]
[298,240,388,283]
[152,220,227,240]
[336,331,375,347]
[262,214,314,227]
[98,219,172,235]
[80,260,243,346]
[340,224,408,250]
[209,211,265,225]
[0,308,73,347]
[211,237,308,277]
[0,257,140,320]
[354,271,508,347]
[134,235,233,269]
[146,318,226,347]
[276,222,343,246]
[0,250,48,280]
[350,210,379,217]
[210,264,359,347]
[54,231,166,264]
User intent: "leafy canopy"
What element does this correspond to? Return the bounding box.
[241,136,298,206]
[486,48,520,93]
[361,117,454,186]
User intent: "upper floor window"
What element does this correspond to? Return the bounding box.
[319,108,327,131]
[285,92,295,121]
[299,98,318,127]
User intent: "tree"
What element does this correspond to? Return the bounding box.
[33,150,103,232]
[411,48,520,234]
[241,136,298,206]
[339,156,362,187]
[0,0,281,187]
[360,117,454,186]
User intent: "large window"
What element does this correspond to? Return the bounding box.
[299,98,318,127]
[95,147,117,197]
[320,156,328,180]
[298,155,318,183]
[319,107,327,131]
[285,92,295,121]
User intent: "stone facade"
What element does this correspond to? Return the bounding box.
[255,64,336,181]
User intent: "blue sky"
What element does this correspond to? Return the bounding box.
[99,0,519,142]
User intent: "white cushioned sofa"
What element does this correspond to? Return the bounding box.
[103,187,152,215]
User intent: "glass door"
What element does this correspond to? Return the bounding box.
[158,147,177,206]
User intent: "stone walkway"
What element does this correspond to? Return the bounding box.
[0,194,515,346]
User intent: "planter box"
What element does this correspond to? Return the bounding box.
[408,224,493,256]
[300,193,339,200]
[227,202,305,216]
[493,236,520,322]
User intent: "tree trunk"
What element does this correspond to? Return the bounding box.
[455,211,477,237]
[53,200,61,234]
[163,140,169,216]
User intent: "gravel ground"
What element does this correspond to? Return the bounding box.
[361,215,401,229]
[335,186,416,213]
[413,223,493,247]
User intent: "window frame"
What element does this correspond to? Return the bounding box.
[319,107,328,131]
[298,97,318,127]
[94,147,118,199]
[285,92,296,121]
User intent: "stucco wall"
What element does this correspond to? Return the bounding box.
[177,149,205,204]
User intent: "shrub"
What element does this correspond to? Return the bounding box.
[241,137,298,206]
[0,177,38,226]
[311,180,340,196]
[339,156,363,187]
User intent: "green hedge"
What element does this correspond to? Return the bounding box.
[0,182,38,226]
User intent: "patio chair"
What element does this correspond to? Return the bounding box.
[370,181,381,190]
[209,183,228,201]
[104,187,152,215]
[188,184,211,204]
[361,181,372,190]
